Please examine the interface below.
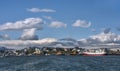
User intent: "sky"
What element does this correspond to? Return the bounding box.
[0,0,120,40]
[0,0,120,49]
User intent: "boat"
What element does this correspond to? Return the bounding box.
[83,49,106,56]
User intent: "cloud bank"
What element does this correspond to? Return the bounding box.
[0,38,57,49]
[0,31,120,49]
[27,8,56,13]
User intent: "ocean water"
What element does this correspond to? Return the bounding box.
[0,55,120,71]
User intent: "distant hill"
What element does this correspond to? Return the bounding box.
[0,47,7,50]
[0,46,13,51]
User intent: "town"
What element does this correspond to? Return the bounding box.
[0,46,120,57]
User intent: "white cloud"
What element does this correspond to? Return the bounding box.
[79,32,120,46]
[27,8,56,13]
[43,16,53,20]
[19,28,39,40]
[49,21,67,28]
[90,32,120,42]
[72,19,91,28]
[1,31,120,49]
[0,38,57,49]
[0,18,43,31]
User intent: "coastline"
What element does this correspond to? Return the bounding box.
[0,47,120,57]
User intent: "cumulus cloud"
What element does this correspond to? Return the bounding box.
[90,32,119,43]
[79,31,120,47]
[19,28,39,40]
[49,21,67,28]
[27,8,56,13]
[72,19,91,28]
[0,34,10,40]
[0,18,43,31]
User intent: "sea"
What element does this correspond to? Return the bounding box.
[0,55,120,71]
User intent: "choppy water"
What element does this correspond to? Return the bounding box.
[0,55,120,71]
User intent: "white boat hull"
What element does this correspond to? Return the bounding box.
[83,52,106,56]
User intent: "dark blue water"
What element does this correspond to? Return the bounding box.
[0,55,120,71]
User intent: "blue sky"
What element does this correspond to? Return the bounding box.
[0,0,120,40]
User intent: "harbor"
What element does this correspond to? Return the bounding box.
[0,47,120,57]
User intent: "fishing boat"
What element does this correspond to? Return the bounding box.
[83,49,106,56]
